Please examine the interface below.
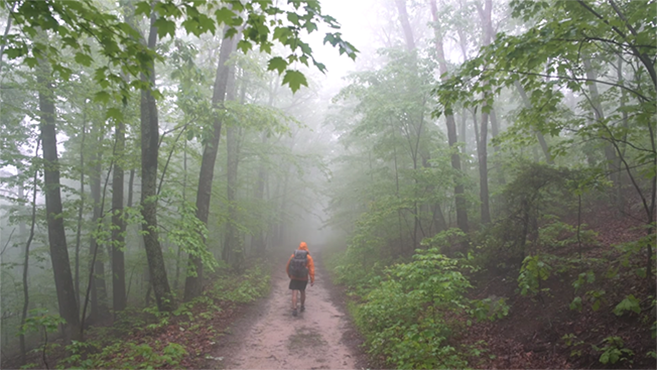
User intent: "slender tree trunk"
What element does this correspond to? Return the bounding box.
[251,132,268,253]
[174,141,187,292]
[224,108,240,269]
[112,120,126,315]
[127,168,135,207]
[20,141,40,364]
[251,84,277,253]
[476,0,493,225]
[616,56,628,211]
[74,115,86,312]
[431,0,468,232]
[394,0,415,52]
[0,1,15,76]
[139,7,174,312]
[38,55,81,341]
[88,148,110,322]
[184,28,238,301]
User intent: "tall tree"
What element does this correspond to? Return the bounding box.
[37,51,81,340]
[430,0,469,233]
[139,5,174,312]
[111,117,127,314]
[87,144,110,322]
[476,0,493,225]
[183,28,238,301]
[395,0,415,52]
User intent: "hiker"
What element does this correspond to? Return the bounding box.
[286,241,315,316]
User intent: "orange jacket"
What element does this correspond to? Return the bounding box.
[286,241,315,283]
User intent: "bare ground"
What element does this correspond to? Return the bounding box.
[208,250,367,370]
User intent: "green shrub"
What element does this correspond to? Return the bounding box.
[355,249,472,369]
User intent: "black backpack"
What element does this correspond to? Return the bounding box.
[289,250,309,278]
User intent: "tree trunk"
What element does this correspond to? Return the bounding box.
[478,106,491,225]
[74,115,86,312]
[139,8,174,312]
[582,55,619,186]
[251,134,268,253]
[394,0,415,52]
[184,28,238,301]
[20,142,40,364]
[431,0,469,233]
[476,0,493,225]
[88,148,110,322]
[224,109,241,269]
[38,56,81,340]
[112,120,126,314]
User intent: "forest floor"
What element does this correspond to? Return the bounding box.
[461,204,656,369]
[206,249,368,370]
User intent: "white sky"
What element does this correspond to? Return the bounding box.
[307,0,379,87]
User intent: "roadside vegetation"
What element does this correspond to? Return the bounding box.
[16,261,270,369]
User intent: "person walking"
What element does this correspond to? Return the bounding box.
[286,241,315,316]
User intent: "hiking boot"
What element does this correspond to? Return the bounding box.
[292,308,298,317]
[300,305,305,312]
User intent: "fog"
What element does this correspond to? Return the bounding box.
[1,0,654,367]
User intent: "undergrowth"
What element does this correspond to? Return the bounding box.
[43,260,271,370]
[329,230,509,369]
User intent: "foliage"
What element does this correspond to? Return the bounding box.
[613,294,641,316]
[354,249,472,369]
[210,264,271,303]
[593,336,634,365]
[76,340,188,369]
[517,254,552,297]
[470,296,510,322]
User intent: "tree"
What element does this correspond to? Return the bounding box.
[430,0,469,233]
[184,27,237,301]
[111,115,127,314]
[138,5,175,312]
[37,51,81,340]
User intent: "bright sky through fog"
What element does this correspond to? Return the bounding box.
[307,0,378,88]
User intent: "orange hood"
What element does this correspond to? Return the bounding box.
[299,241,309,251]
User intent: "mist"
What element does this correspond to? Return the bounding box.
[1,0,654,368]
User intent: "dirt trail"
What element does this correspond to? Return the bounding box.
[218,252,358,370]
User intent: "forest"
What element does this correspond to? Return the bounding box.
[0,0,655,369]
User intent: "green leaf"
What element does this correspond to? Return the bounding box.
[215,7,234,25]
[237,40,252,53]
[267,56,287,75]
[94,91,111,104]
[135,1,151,16]
[613,295,641,316]
[74,52,93,67]
[282,69,307,92]
[154,18,176,39]
[287,12,300,25]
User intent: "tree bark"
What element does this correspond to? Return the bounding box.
[184,28,238,301]
[74,113,86,312]
[394,0,415,52]
[88,149,110,322]
[112,120,126,314]
[139,7,174,312]
[20,141,40,364]
[38,56,81,340]
[476,0,493,225]
[223,69,241,267]
[431,0,469,233]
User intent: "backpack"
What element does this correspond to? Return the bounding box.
[289,250,309,279]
